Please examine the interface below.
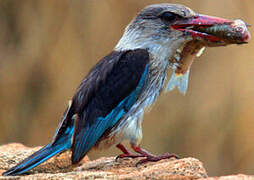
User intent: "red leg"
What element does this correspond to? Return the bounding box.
[115,143,145,161]
[116,143,130,154]
[131,145,179,166]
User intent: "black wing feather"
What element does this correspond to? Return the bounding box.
[52,49,150,163]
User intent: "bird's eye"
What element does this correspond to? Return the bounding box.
[159,12,180,22]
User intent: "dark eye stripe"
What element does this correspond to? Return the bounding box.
[159,12,182,22]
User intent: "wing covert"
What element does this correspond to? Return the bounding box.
[71,49,150,163]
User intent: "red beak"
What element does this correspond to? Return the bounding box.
[184,14,233,26]
[172,14,251,45]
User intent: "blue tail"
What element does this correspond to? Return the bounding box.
[3,101,75,176]
[2,141,70,176]
[2,124,74,176]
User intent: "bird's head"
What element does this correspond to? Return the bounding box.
[115,3,250,65]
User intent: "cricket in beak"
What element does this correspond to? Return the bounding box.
[172,14,251,46]
[166,14,251,94]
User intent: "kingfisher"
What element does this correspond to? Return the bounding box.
[3,3,250,176]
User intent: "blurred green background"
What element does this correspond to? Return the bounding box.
[0,0,253,176]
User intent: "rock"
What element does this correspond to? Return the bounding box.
[204,174,254,180]
[0,143,206,179]
[0,143,252,180]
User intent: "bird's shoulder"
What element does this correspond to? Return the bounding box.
[72,49,150,112]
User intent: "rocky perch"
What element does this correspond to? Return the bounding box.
[0,143,253,179]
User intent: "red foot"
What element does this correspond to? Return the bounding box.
[115,144,144,161]
[116,153,145,160]
[135,152,179,166]
[131,145,179,166]
[116,143,179,166]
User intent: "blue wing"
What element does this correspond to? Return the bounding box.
[71,49,150,163]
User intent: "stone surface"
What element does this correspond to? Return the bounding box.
[0,143,253,179]
[204,174,254,180]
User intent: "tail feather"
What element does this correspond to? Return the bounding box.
[2,142,68,176]
[3,102,75,176]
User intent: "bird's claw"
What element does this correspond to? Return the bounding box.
[135,153,179,167]
[115,153,145,162]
